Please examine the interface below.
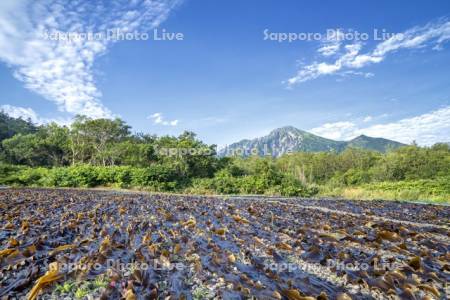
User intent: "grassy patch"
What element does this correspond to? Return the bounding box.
[319,178,450,203]
[53,275,110,299]
[54,280,76,294]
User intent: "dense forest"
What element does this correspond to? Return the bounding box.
[1,112,449,201]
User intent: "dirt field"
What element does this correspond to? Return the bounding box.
[0,189,449,299]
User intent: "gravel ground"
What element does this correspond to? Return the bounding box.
[0,188,449,300]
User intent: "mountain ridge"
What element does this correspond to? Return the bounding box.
[219,126,406,157]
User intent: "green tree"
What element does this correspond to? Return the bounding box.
[69,116,131,166]
[2,124,70,166]
[0,111,37,142]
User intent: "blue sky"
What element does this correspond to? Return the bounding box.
[1,0,450,146]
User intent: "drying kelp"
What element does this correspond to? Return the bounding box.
[0,189,448,299]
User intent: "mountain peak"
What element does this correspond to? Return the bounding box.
[352,134,370,140]
[347,134,405,152]
[220,127,405,157]
[270,126,303,134]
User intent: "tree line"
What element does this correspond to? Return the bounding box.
[0,111,449,199]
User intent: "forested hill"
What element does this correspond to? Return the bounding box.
[0,111,37,142]
[220,126,405,157]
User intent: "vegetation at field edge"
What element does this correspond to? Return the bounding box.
[0,112,449,202]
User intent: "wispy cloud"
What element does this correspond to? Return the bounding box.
[287,19,450,86]
[310,105,450,145]
[1,104,42,124]
[310,121,357,141]
[317,29,344,56]
[362,115,373,123]
[317,43,340,56]
[0,0,180,118]
[1,104,71,125]
[148,112,179,126]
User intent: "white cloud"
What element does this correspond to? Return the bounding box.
[318,44,340,56]
[1,104,40,123]
[288,43,364,85]
[148,112,179,126]
[310,121,358,141]
[0,0,180,118]
[317,29,344,56]
[1,104,71,125]
[310,105,450,145]
[363,115,373,123]
[287,19,450,86]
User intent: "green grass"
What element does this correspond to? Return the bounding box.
[53,276,110,299]
[74,286,90,299]
[319,178,450,203]
[54,281,76,294]
[2,163,449,203]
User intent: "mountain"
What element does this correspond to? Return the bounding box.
[219,126,405,157]
[345,135,405,153]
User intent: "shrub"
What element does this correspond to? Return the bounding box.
[211,170,241,194]
[238,175,268,194]
[17,167,49,186]
[45,168,76,187]
[0,164,26,185]
[342,169,372,185]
